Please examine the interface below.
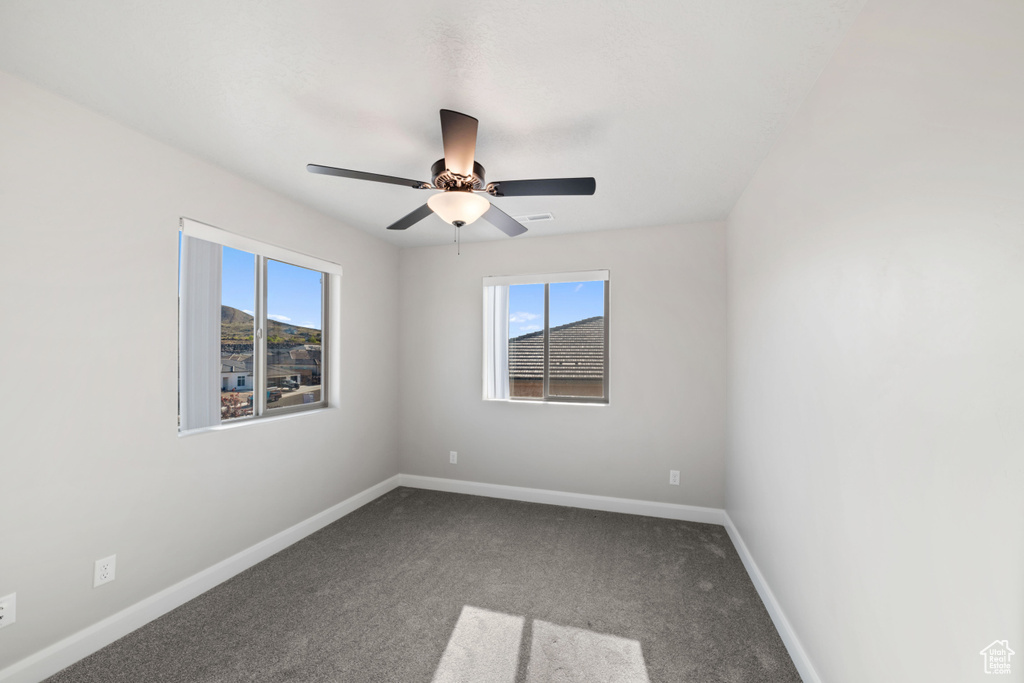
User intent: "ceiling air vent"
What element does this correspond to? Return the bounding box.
[514,212,554,223]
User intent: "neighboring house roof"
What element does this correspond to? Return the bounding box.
[508,316,605,380]
[221,346,320,375]
[268,347,319,366]
[221,359,250,373]
[221,353,254,374]
[290,347,322,363]
[267,364,314,379]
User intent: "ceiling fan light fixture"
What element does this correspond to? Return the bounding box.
[427,190,490,227]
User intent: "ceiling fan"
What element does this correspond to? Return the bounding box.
[307,109,596,237]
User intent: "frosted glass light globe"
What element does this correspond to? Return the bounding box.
[427,190,490,226]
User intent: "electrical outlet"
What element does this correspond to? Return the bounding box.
[94,555,116,587]
[0,593,15,630]
[669,470,680,486]
[449,451,457,464]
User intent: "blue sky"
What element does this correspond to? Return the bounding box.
[194,239,600,337]
[508,281,605,338]
[222,247,322,330]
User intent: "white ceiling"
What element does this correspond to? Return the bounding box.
[0,0,864,247]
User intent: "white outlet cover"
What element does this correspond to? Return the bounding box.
[449,451,457,464]
[0,593,15,630]
[669,470,680,485]
[94,554,117,587]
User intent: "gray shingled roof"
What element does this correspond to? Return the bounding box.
[508,316,605,380]
[221,358,250,373]
[290,346,322,363]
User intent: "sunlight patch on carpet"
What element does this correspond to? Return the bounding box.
[527,620,651,683]
[431,606,524,683]
[432,605,651,683]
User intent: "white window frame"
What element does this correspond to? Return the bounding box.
[483,270,610,405]
[179,217,342,433]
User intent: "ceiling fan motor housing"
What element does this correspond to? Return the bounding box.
[431,158,485,191]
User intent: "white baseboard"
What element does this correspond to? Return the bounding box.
[0,475,401,683]
[397,473,727,525]
[723,513,820,683]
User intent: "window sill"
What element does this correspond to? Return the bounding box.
[483,398,609,407]
[178,405,333,438]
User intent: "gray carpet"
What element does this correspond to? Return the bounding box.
[45,488,801,682]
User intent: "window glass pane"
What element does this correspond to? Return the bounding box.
[548,281,605,398]
[508,283,544,398]
[266,259,323,410]
[221,247,256,420]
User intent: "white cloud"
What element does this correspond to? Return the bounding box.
[573,283,584,292]
[268,314,291,322]
[509,311,539,323]
[519,324,542,333]
[242,309,254,315]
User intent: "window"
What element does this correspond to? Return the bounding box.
[483,271,609,403]
[266,258,323,409]
[178,218,340,433]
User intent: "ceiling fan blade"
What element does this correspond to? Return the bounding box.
[482,204,528,237]
[439,109,479,177]
[386,203,434,231]
[307,164,430,189]
[487,177,596,197]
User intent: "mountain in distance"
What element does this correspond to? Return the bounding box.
[220,305,320,344]
[221,306,253,325]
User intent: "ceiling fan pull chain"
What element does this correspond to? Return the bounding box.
[457,225,461,256]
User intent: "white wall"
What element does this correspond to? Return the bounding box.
[726,1,1024,681]
[398,223,727,508]
[0,71,400,670]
